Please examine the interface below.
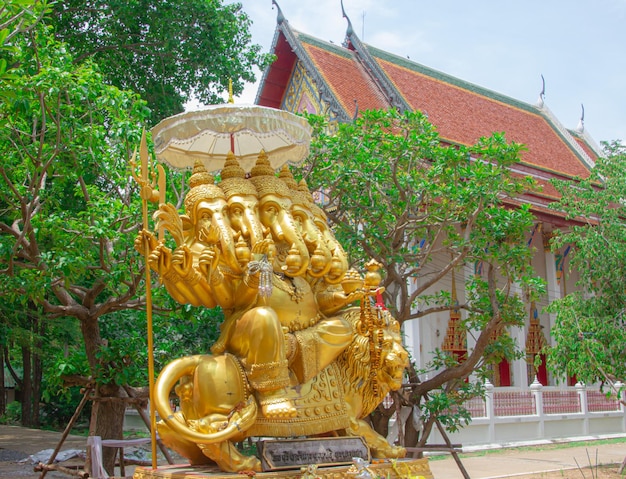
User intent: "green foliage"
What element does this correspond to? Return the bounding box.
[0,401,22,424]
[0,21,148,305]
[40,386,92,429]
[304,109,540,326]
[0,1,50,84]
[0,12,153,407]
[546,141,626,387]
[49,0,274,121]
[418,379,486,433]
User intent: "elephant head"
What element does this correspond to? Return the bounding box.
[219,153,264,266]
[250,152,310,277]
[182,161,240,274]
[305,187,349,284]
[279,166,332,278]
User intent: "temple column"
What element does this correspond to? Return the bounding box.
[510,282,528,388]
[543,230,563,386]
[543,230,561,347]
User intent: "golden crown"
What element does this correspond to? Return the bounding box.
[184,160,225,214]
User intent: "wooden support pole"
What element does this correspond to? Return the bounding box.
[435,418,471,479]
[35,462,89,478]
[122,385,174,464]
[38,387,92,479]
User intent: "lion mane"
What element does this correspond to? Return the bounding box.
[335,308,405,416]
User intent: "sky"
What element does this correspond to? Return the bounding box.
[229,0,626,145]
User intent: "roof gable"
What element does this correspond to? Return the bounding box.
[256,29,296,109]
[296,33,390,116]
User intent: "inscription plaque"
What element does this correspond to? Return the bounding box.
[257,437,370,471]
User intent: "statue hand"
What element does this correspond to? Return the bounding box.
[134,229,157,256]
[330,290,364,309]
[251,237,275,261]
[171,245,194,276]
[198,246,219,278]
[318,289,364,316]
[149,242,172,276]
[343,290,364,304]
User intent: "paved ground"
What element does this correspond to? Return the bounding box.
[1,424,625,479]
[428,437,626,479]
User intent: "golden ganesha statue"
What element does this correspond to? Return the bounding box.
[136,151,409,472]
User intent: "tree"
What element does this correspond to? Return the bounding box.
[546,140,626,402]
[0,7,156,469]
[0,11,225,463]
[50,0,274,121]
[302,109,543,446]
[0,0,53,426]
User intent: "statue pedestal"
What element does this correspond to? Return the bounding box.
[133,457,433,479]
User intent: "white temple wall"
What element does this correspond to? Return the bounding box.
[401,222,584,389]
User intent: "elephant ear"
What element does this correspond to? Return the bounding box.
[154,203,185,246]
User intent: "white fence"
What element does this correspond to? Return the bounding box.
[427,380,626,448]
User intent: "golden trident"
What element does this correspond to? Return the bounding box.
[130,129,165,469]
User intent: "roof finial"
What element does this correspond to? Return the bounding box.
[272,0,285,25]
[341,0,354,47]
[576,103,585,133]
[536,74,546,108]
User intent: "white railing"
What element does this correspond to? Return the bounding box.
[427,380,626,448]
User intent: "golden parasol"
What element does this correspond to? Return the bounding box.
[151,104,312,172]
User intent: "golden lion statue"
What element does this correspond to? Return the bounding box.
[154,306,408,472]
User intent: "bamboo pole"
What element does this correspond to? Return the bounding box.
[37,387,92,479]
[34,463,89,478]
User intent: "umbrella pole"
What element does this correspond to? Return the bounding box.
[229,79,235,155]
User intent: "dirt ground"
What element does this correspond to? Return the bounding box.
[0,424,140,478]
[509,465,624,479]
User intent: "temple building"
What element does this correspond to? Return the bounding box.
[255,3,602,389]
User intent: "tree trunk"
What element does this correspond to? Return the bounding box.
[21,344,33,427]
[0,349,5,416]
[369,403,394,439]
[88,391,126,475]
[32,332,42,427]
[404,410,421,457]
[81,316,126,475]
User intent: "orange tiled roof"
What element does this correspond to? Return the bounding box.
[571,133,600,161]
[257,20,600,185]
[366,47,593,179]
[297,35,390,115]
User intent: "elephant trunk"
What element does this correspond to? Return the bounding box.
[154,355,258,445]
[276,210,310,277]
[307,239,333,278]
[324,242,350,284]
[244,208,264,248]
[213,213,241,274]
